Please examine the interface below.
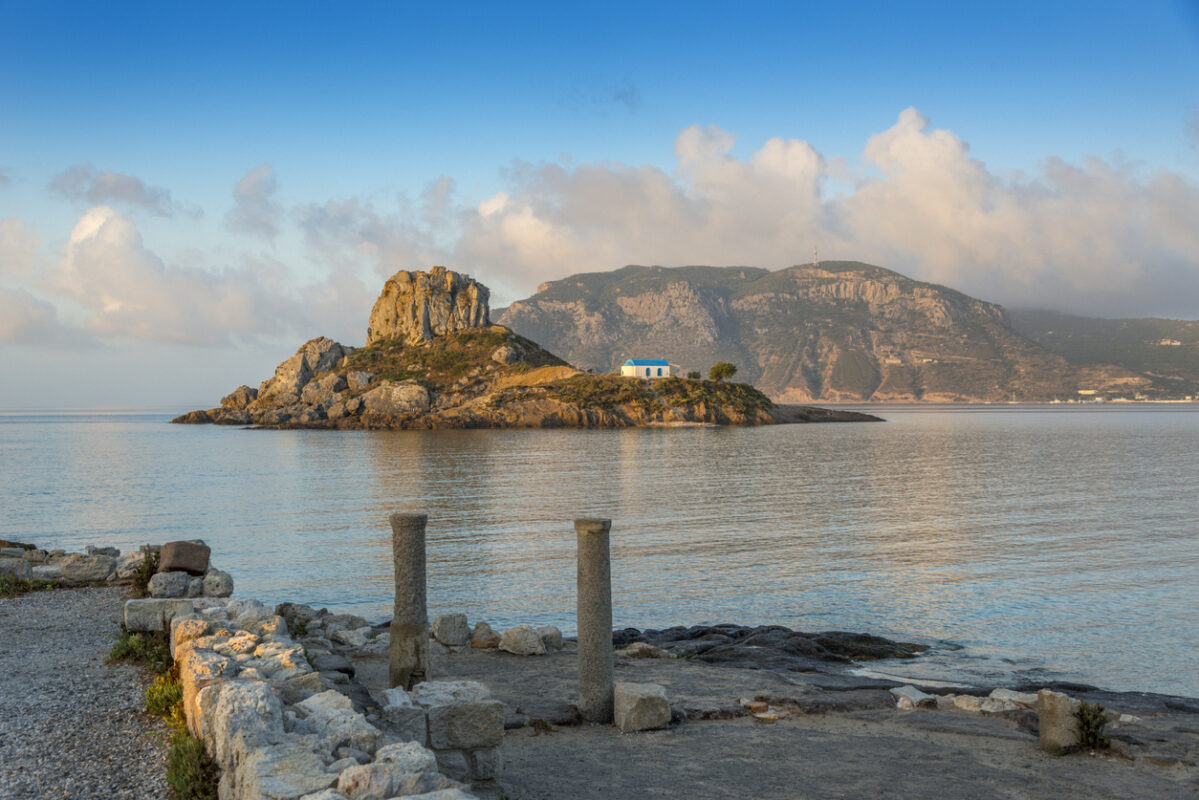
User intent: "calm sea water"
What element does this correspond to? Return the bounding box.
[2,406,1196,696]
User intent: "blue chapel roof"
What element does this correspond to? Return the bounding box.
[624,359,670,366]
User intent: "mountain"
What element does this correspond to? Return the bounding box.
[1009,310,1199,396]
[497,262,1169,402]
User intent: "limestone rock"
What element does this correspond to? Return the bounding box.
[159,540,211,575]
[989,688,1038,709]
[204,680,284,770]
[535,625,564,651]
[890,685,936,709]
[170,616,212,657]
[221,385,259,410]
[498,624,546,656]
[373,741,438,774]
[227,738,336,800]
[1038,689,1081,753]
[258,337,352,402]
[432,613,470,647]
[614,682,671,732]
[203,568,234,597]
[149,571,193,598]
[31,564,62,581]
[86,545,120,557]
[491,344,519,364]
[360,381,430,416]
[470,622,500,649]
[114,551,145,581]
[0,557,31,580]
[123,598,194,632]
[410,680,490,707]
[953,695,982,712]
[346,371,374,391]
[302,373,348,407]
[58,553,116,583]
[366,266,490,345]
[426,701,504,750]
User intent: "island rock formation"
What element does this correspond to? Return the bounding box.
[366,266,489,345]
[173,266,872,429]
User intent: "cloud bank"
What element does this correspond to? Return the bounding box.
[49,163,196,218]
[226,164,282,239]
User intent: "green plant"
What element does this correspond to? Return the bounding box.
[686,370,701,379]
[130,549,159,599]
[290,618,308,638]
[0,576,58,597]
[1076,702,1111,750]
[145,672,184,718]
[167,726,219,800]
[708,361,737,381]
[109,630,172,675]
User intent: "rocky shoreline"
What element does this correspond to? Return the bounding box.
[4,539,1196,799]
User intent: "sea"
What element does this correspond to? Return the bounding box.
[2,405,1196,697]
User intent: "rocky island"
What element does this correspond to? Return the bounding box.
[174,267,878,429]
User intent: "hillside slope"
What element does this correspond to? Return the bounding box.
[498,262,1161,402]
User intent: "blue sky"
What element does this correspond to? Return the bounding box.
[2,1,1198,406]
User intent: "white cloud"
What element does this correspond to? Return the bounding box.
[0,217,41,277]
[49,163,194,218]
[0,286,86,346]
[226,164,282,239]
[49,206,301,345]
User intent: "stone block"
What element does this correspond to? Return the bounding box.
[22,548,48,563]
[86,545,120,557]
[614,682,670,733]
[470,622,500,649]
[307,707,383,755]
[228,739,336,800]
[468,746,503,781]
[498,624,545,656]
[59,553,116,583]
[337,762,448,800]
[31,564,61,581]
[0,546,26,558]
[170,615,212,658]
[410,681,490,707]
[204,680,283,771]
[203,568,234,597]
[432,613,471,647]
[890,685,936,709]
[1038,689,1080,753]
[114,551,144,580]
[435,749,470,782]
[178,646,238,739]
[535,625,564,651]
[159,540,211,575]
[426,701,504,750]
[123,598,194,632]
[990,688,1038,708]
[186,576,205,598]
[0,557,32,580]
[374,741,438,774]
[295,689,355,717]
[381,704,428,745]
[149,571,193,598]
[953,694,982,712]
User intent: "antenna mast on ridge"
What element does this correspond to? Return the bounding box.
[813,246,819,268]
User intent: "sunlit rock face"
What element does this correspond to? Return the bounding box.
[366,266,490,345]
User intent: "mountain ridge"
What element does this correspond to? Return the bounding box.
[498,261,1179,402]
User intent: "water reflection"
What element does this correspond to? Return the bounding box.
[2,407,1197,695]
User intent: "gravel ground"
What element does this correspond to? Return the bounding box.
[0,587,171,800]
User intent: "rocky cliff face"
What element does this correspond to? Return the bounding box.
[498,262,1155,403]
[366,266,489,345]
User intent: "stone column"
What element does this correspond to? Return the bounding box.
[576,518,614,723]
[389,513,429,690]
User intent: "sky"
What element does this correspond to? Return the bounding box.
[2,0,1198,407]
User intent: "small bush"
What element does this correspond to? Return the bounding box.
[0,576,58,597]
[109,630,172,675]
[686,370,701,379]
[708,361,737,381]
[145,673,183,719]
[167,727,219,800]
[1076,701,1111,750]
[130,549,159,599]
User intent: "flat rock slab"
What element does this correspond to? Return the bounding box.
[0,587,170,800]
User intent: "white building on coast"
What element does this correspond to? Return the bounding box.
[621,358,677,379]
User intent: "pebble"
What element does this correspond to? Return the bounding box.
[0,587,171,800]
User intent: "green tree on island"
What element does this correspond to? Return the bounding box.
[686,370,701,380]
[708,362,737,381]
